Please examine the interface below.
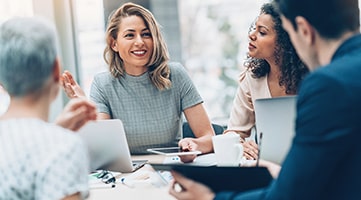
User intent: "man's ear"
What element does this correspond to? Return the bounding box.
[52,57,61,83]
[295,16,316,46]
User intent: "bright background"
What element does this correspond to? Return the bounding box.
[0,0,280,126]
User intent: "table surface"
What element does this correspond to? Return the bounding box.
[87,154,177,200]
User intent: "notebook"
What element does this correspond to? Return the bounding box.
[77,119,147,173]
[254,95,297,164]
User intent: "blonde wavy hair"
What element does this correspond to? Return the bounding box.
[103,2,171,90]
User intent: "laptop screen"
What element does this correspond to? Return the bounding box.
[254,96,297,164]
[77,119,137,172]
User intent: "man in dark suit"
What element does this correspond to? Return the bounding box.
[169,0,361,199]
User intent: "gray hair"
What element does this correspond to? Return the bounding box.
[0,17,58,97]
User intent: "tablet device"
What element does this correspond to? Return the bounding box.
[151,163,273,192]
[147,147,202,156]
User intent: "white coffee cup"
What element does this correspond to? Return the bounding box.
[212,133,243,166]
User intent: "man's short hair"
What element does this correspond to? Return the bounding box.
[0,17,58,97]
[274,0,360,39]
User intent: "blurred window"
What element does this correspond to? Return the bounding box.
[75,0,268,125]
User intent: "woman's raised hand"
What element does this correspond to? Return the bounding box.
[60,70,86,98]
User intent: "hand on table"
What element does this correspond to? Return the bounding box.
[55,98,97,131]
[169,171,215,200]
[178,138,199,163]
[242,140,259,160]
[60,70,86,98]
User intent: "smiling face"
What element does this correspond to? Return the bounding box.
[112,15,154,75]
[248,13,277,62]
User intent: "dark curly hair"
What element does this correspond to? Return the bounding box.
[244,3,308,94]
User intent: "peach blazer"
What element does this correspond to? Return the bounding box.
[224,68,271,139]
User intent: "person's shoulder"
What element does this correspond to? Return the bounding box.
[39,120,82,141]
[298,61,357,101]
[314,37,361,82]
[42,122,87,155]
[93,71,118,87]
[239,67,263,84]
[306,61,346,85]
[239,67,249,81]
[93,71,113,81]
[167,62,191,82]
[1,118,82,144]
[33,119,83,143]
[168,62,186,73]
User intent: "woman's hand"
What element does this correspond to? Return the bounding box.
[55,98,97,131]
[178,138,198,163]
[60,70,86,98]
[243,140,259,160]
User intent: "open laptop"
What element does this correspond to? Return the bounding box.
[77,119,147,173]
[254,95,297,164]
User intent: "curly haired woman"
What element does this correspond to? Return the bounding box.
[224,3,309,160]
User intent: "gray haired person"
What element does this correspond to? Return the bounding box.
[0,17,96,200]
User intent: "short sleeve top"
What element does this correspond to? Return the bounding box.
[90,62,203,154]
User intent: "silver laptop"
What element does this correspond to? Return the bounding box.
[254,95,297,164]
[77,119,147,173]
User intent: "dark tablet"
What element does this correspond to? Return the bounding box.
[151,163,273,193]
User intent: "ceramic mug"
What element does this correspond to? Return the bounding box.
[212,133,243,166]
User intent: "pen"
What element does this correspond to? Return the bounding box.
[121,177,135,188]
[256,132,263,167]
[120,177,150,188]
[90,183,116,189]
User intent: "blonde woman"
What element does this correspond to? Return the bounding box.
[62,3,214,162]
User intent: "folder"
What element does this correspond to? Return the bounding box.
[151,164,273,192]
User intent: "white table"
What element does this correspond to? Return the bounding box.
[87,155,176,200]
